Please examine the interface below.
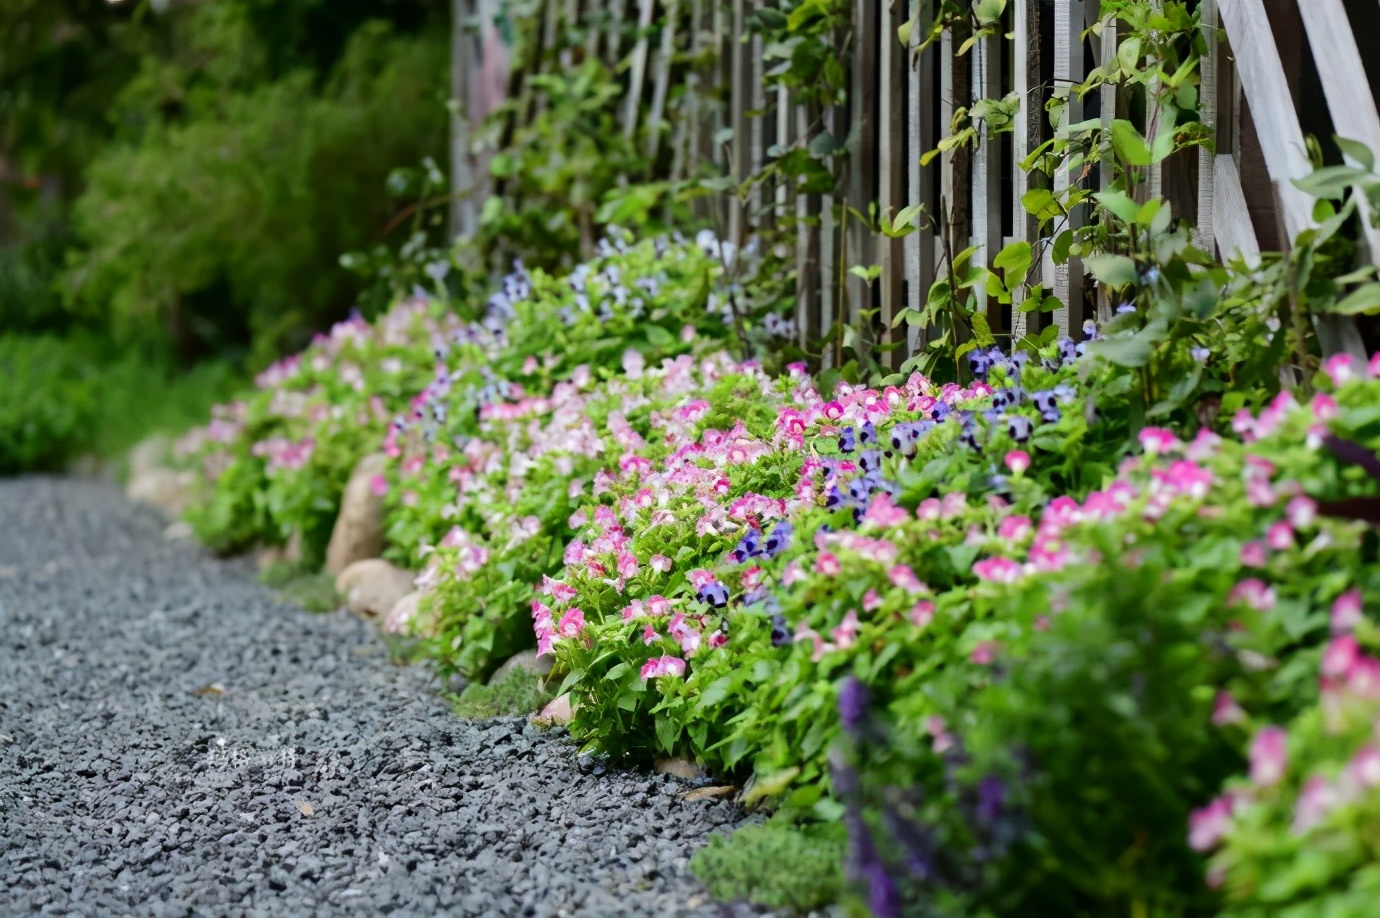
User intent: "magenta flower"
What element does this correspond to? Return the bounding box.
[1293,775,1340,835]
[369,474,389,497]
[832,610,860,649]
[557,608,586,638]
[1322,635,1360,680]
[1228,578,1276,612]
[647,594,672,616]
[1248,726,1288,786]
[1188,794,1234,852]
[910,600,935,628]
[1285,495,1317,529]
[1332,589,1364,634]
[642,624,658,646]
[815,552,842,576]
[1239,541,1267,568]
[970,642,996,665]
[1348,656,1380,699]
[887,565,927,596]
[973,557,1022,584]
[1211,691,1245,726]
[997,515,1033,542]
[1004,449,1031,475]
[649,554,672,573]
[1138,426,1182,455]
[1324,352,1357,386]
[1350,745,1380,788]
[1266,521,1294,551]
[640,655,687,679]
[863,493,910,529]
[924,715,953,754]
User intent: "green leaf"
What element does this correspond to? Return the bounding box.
[645,324,675,348]
[1085,253,1139,289]
[1331,283,1380,315]
[1093,190,1142,224]
[993,240,1033,283]
[1335,136,1376,172]
[1110,119,1152,167]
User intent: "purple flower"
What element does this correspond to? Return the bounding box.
[838,676,870,737]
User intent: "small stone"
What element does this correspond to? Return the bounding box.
[163,522,194,542]
[654,758,706,781]
[531,694,574,726]
[682,785,736,802]
[489,650,553,685]
[325,454,388,575]
[335,560,415,618]
[126,467,195,518]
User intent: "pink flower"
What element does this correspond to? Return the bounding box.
[1350,745,1380,788]
[557,608,586,638]
[1138,426,1182,455]
[910,600,935,628]
[1239,541,1268,568]
[1322,635,1359,680]
[643,624,658,646]
[1370,352,1380,378]
[1228,578,1276,612]
[616,551,640,579]
[1332,589,1364,634]
[924,715,953,754]
[1249,726,1288,786]
[1004,450,1031,475]
[973,557,1022,584]
[369,474,389,497]
[1324,353,1357,386]
[647,595,672,616]
[832,610,860,649]
[970,642,996,665]
[1348,656,1380,699]
[1188,794,1234,852]
[1293,775,1340,835]
[687,569,717,590]
[1211,691,1245,726]
[1286,495,1318,529]
[888,565,927,595]
[1311,392,1340,422]
[640,655,687,679]
[1266,521,1294,551]
[862,493,910,528]
[649,554,672,573]
[815,552,842,576]
[862,589,882,612]
[997,515,1033,542]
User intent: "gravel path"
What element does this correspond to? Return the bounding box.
[0,478,752,917]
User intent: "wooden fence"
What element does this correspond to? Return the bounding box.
[451,0,1380,364]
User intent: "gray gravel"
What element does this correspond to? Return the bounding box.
[0,478,755,917]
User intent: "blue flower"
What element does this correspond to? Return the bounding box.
[762,521,793,558]
[1007,415,1033,443]
[860,420,877,447]
[838,426,857,453]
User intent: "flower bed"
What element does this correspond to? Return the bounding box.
[177,229,1380,915]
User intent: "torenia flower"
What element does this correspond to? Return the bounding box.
[557,608,586,638]
[815,552,842,576]
[888,565,927,595]
[1239,541,1267,568]
[1211,691,1245,726]
[1324,353,1357,386]
[1004,449,1030,475]
[1189,794,1234,852]
[1249,726,1288,786]
[1286,495,1318,529]
[1293,775,1340,835]
[1138,427,1181,455]
[640,655,687,679]
[1332,589,1364,634]
[1228,578,1276,612]
[649,554,672,573]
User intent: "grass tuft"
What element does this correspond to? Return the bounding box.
[690,814,847,913]
[448,667,552,719]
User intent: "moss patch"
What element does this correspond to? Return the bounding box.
[448,667,552,719]
[690,814,847,913]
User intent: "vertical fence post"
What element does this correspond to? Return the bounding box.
[877,0,906,367]
[971,28,1004,336]
[846,0,879,338]
[450,0,478,240]
[1051,0,1086,335]
[906,1,936,356]
[1010,0,1042,340]
[1196,0,1218,252]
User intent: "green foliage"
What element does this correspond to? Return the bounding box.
[690,815,847,913]
[67,14,448,365]
[449,667,553,720]
[0,335,96,473]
